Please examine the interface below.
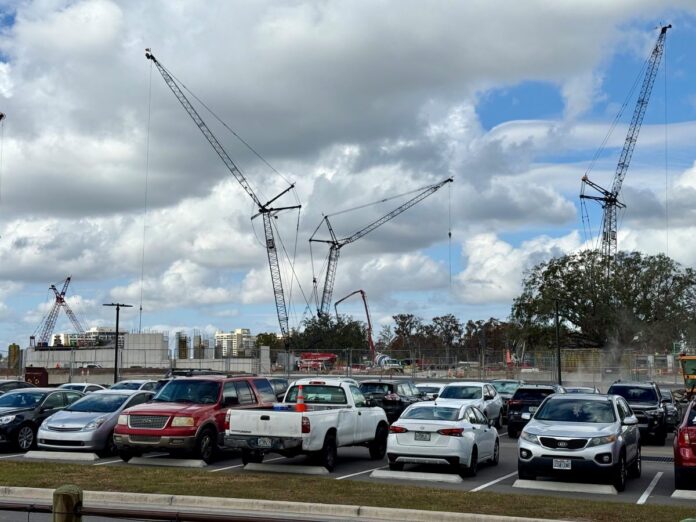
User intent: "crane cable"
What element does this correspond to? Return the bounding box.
[664,34,669,258]
[448,180,452,290]
[0,113,4,238]
[139,59,153,333]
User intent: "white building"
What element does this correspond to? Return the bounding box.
[215,328,256,357]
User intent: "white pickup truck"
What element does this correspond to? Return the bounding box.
[224,378,389,471]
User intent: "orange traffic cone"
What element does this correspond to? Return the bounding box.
[296,385,307,412]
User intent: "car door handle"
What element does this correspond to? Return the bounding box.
[358,412,362,415]
[260,415,270,421]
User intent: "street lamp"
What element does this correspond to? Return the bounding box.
[103,303,132,384]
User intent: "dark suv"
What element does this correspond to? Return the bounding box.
[359,380,424,423]
[507,384,565,438]
[607,381,668,444]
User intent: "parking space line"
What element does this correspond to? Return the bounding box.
[210,456,285,473]
[93,459,122,466]
[498,433,507,437]
[0,454,23,459]
[335,465,386,480]
[469,471,517,492]
[636,471,663,505]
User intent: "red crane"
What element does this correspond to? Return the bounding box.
[32,276,85,347]
[334,289,376,362]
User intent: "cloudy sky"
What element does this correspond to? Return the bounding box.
[0,0,695,353]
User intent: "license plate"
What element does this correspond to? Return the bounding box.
[414,432,431,441]
[529,406,538,413]
[553,459,571,470]
[521,412,531,420]
[257,437,272,448]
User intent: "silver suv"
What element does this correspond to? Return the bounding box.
[517,394,641,491]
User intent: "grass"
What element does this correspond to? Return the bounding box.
[0,461,693,522]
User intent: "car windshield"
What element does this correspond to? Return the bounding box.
[111,382,143,390]
[60,385,84,391]
[688,407,696,426]
[360,383,393,394]
[566,387,596,394]
[439,386,482,400]
[66,394,130,413]
[0,391,47,407]
[512,388,555,401]
[402,407,459,421]
[535,399,616,423]
[416,386,441,394]
[609,386,657,403]
[492,382,519,394]
[285,385,347,404]
[153,380,220,404]
[662,390,673,399]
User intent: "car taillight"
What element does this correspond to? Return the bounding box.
[437,428,464,437]
[389,425,408,433]
[508,400,521,406]
[224,412,230,431]
[384,393,400,401]
[301,416,311,434]
[680,428,695,445]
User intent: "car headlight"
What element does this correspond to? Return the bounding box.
[171,416,195,427]
[84,417,108,431]
[587,434,617,447]
[0,415,16,425]
[117,414,128,426]
[520,431,539,444]
[645,409,663,416]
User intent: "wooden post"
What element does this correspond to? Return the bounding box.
[53,485,82,522]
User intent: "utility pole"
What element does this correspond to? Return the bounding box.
[103,303,132,384]
[555,299,562,386]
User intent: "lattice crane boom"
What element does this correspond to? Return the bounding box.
[311,177,453,316]
[37,276,84,345]
[146,50,299,336]
[580,25,670,259]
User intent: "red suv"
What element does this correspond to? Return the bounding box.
[113,376,276,463]
[674,399,696,490]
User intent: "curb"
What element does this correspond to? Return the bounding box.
[0,486,570,522]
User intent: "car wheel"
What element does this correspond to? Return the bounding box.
[612,454,627,492]
[490,439,499,465]
[675,468,688,490]
[368,424,388,460]
[16,424,35,451]
[96,431,117,458]
[494,411,503,429]
[507,425,519,438]
[654,429,667,446]
[518,464,536,480]
[627,448,641,479]
[118,450,141,462]
[388,462,404,471]
[241,449,264,465]
[461,446,477,477]
[195,428,217,464]
[320,433,337,472]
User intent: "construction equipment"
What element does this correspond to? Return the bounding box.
[32,277,85,347]
[679,354,696,400]
[311,177,453,317]
[145,50,300,337]
[580,25,670,262]
[334,289,376,362]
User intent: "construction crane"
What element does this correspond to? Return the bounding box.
[32,276,85,347]
[145,50,300,337]
[311,177,453,317]
[334,289,376,362]
[580,25,670,262]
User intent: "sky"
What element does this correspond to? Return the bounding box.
[1,0,696,354]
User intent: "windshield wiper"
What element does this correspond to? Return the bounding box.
[174,398,196,404]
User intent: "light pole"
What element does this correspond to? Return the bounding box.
[103,303,132,384]
[554,298,562,386]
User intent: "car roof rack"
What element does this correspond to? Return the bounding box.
[165,369,257,378]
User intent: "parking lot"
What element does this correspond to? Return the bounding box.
[3,431,693,509]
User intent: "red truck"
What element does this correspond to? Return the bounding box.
[113,375,276,463]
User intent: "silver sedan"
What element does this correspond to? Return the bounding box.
[38,389,153,457]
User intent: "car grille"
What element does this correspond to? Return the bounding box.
[46,426,82,432]
[40,439,83,446]
[128,415,169,429]
[129,435,161,443]
[539,437,587,450]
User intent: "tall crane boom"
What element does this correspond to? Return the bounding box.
[334,289,376,361]
[145,50,300,336]
[580,25,670,260]
[311,177,453,316]
[37,276,85,346]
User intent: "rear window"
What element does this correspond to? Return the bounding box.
[360,383,394,394]
[252,379,277,403]
[687,406,696,427]
[512,388,555,401]
[285,385,347,404]
[402,406,459,421]
[608,386,657,403]
[416,386,441,394]
[439,385,482,400]
[535,398,616,423]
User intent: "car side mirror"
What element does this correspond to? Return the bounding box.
[484,394,493,401]
[488,418,495,427]
[623,415,638,426]
[223,396,239,407]
[365,398,375,407]
[432,394,438,400]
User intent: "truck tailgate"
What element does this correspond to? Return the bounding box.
[228,410,303,438]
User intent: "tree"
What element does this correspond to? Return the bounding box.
[511,250,696,355]
[290,314,369,362]
[432,314,463,365]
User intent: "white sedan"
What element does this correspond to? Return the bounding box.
[387,402,499,476]
[415,382,444,400]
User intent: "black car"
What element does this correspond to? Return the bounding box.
[490,379,525,422]
[268,378,289,401]
[0,388,84,450]
[607,381,669,444]
[659,388,683,432]
[359,380,424,423]
[0,380,35,395]
[507,384,565,437]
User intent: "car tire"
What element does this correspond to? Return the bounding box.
[195,428,217,464]
[612,454,627,492]
[118,450,141,462]
[96,431,117,458]
[518,465,536,480]
[490,439,499,465]
[627,448,641,479]
[675,468,688,490]
[388,462,404,471]
[507,425,519,438]
[320,432,337,472]
[15,424,35,451]
[368,424,388,460]
[460,446,478,477]
[494,410,503,429]
[241,449,264,465]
